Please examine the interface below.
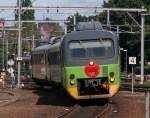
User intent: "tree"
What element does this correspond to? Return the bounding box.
[15,0,34,20]
[66,0,150,72]
[15,0,35,38]
[15,0,35,53]
[102,0,150,71]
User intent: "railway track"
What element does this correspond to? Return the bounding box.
[0,90,20,107]
[52,99,111,118]
[51,105,80,118]
[0,81,112,118]
[95,103,111,118]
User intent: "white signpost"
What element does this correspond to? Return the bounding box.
[7,59,15,88]
[129,57,136,94]
[7,59,14,66]
[129,57,136,65]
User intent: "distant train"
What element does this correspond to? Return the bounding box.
[31,22,120,99]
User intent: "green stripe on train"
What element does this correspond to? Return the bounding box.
[64,64,120,87]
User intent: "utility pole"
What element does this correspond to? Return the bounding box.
[0,20,5,70]
[117,25,119,38]
[73,14,76,31]
[107,10,110,26]
[6,38,8,70]
[32,34,35,49]
[64,23,67,34]
[2,26,5,70]
[17,0,22,88]
[140,14,145,84]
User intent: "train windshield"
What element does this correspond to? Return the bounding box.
[69,39,114,59]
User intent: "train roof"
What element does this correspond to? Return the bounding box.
[32,41,61,54]
[63,29,117,43]
[76,21,103,31]
[32,44,50,52]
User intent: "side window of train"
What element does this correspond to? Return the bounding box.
[52,52,57,65]
[50,52,59,65]
[45,51,48,64]
[48,52,51,64]
[35,54,39,64]
[37,54,39,64]
[41,54,44,64]
[35,54,37,64]
[39,54,41,64]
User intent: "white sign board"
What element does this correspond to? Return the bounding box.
[7,59,14,66]
[7,67,14,74]
[16,57,22,61]
[129,57,136,65]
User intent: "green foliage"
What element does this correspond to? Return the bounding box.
[102,0,150,69]
[66,0,150,72]
[104,0,144,8]
[134,66,150,74]
[51,23,63,36]
[21,0,34,20]
[15,0,34,20]
[14,0,35,53]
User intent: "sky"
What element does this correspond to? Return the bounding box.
[0,0,105,26]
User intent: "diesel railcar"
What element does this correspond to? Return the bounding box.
[31,22,120,99]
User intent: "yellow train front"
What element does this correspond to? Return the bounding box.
[31,22,120,100]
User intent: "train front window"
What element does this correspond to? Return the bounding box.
[69,39,114,59]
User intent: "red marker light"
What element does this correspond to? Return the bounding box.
[84,62,100,78]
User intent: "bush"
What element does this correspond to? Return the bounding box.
[134,66,150,75]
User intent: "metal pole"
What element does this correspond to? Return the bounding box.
[6,38,8,70]
[32,25,35,49]
[2,28,5,70]
[125,50,128,73]
[73,15,76,31]
[17,0,21,88]
[140,14,144,84]
[107,10,110,26]
[0,6,146,12]
[20,7,147,12]
[145,90,149,118]
[117,26,119,38]
[132,65,134,94]
[32,34,35,49]
[64,23,67,34]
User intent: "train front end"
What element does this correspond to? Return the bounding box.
[62,23,120,99]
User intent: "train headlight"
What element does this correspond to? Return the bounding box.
[70,74,75,80]
[89,60,94,66]
[70,80,75,85]
[110,77,115,83]
[109,72,115,83]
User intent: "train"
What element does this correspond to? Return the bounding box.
[31,22,120,99]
